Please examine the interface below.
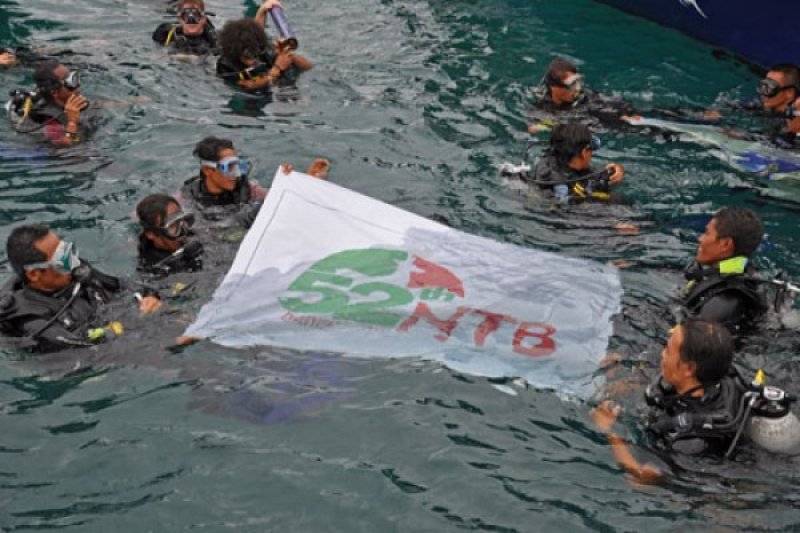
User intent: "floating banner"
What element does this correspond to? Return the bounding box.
[185,169,622,397]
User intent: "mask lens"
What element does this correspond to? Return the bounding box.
[63,71,80,91]
[162,211,194,239]
[54,240,80,273]
[590,135,601,152]
[758,79,781,98]
[181,8,203,24]
[562,74,583,92]
[218,156,242,178]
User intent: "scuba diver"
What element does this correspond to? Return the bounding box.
[152,0,219,57]
[0,46,69,68]
[5,61,100,146]
[136,194,203,277]
[216,0,312,93]
[509,121,624,204]
[680,207,768,336]
[0,225,162,353]
[527,57,638,134]
[593,318,800,484]
[178,136,268,226]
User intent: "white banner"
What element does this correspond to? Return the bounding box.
[186,169,622,397]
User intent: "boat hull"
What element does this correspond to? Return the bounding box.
[596,0,800,68]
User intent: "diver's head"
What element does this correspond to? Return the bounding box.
[696,207,763,265]
[760,64,799,113]
[545,58,583,106]
[7,224,80,292]
[550,121,594,171]
[137,194,194,253]
[177,0,208,38]
[33,62,81,107]
[218,18,269,68]
[661,318,733,394]
[194,136,250,194]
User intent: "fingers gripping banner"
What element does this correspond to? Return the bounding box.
[185,169,622,397]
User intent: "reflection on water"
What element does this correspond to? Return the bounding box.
[1,0,800,530]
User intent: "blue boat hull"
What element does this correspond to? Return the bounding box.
[596,0,800,68]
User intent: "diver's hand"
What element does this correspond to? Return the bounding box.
[139,295,162,316]
[0,51,16,65]
[620,115,643,125]
[703,109,722,121]
[64,94,87,124]
[306,158,330,179]
[175,335,200,346]
[263,0,282,11]
[606,163,624,185]
[592,400,621,433]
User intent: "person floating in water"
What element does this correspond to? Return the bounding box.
[6,61,101,146]
[0,225,162,353]
[593,319,748,483]
[679,207,767,337]
[520,121,625,204]
[216,0,312,93]
[152,0,218,57]
[179,135,329,229]
[136,194,203,277]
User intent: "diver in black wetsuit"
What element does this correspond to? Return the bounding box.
[136,194,203,278]
[593,318,746,483]
[680,207,767,336]
[0,225,162,353]
[521,121,625,204]
[152,0,218,56]
[216,0,312,93]
[527,57,638,134]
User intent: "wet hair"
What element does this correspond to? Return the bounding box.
[218,18,268,67]
[193,136,234,162]
[7,224,50,279]
[546,57,577,86]
[678,318,734,384]
[549,122,591,165]
[179,0,205,10]
[137,194,180,230]
[713,206,763,257]
[768,64,800,90]
[32,61,62,96]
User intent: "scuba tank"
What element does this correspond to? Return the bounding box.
[5,87,44,124]
[744,370,800,455]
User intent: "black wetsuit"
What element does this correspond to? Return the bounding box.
[646,373,746,457]
[529,89,638,133]
[179,174,266,227]
[681,259,767,335]
[137,237,203,278]
[216,49,276,87]
[152,23,218,56]
[0,264,155,353]
[9,98,102,142]
[525,153,611,204]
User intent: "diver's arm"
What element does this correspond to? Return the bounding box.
[592,401,664,485]
[290,53,313,71]
[255,0,282,27]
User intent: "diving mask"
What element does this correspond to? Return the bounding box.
[589,134,601,152]
[23,240,81,274]
[179,7,205,25]
[158,210,195,239]
[758,78,791,98]
[559,73,583,94]
[62,70,80,91]
[202,156,251,179]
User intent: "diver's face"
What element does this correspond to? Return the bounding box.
[145,202,186,253]
[178,4,207,37]
[661,327,694,390]
[549,71,582,106]
[207,147,241,192]
[696,218,733,265]
[761,71,795,112]
[52,65,80,103]
[27,231,73,292]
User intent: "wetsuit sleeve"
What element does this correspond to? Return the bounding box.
[216,58,240,79]
[695,292,749,330]
[152,23,174,45]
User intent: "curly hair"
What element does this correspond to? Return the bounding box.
[218,18,269,67]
